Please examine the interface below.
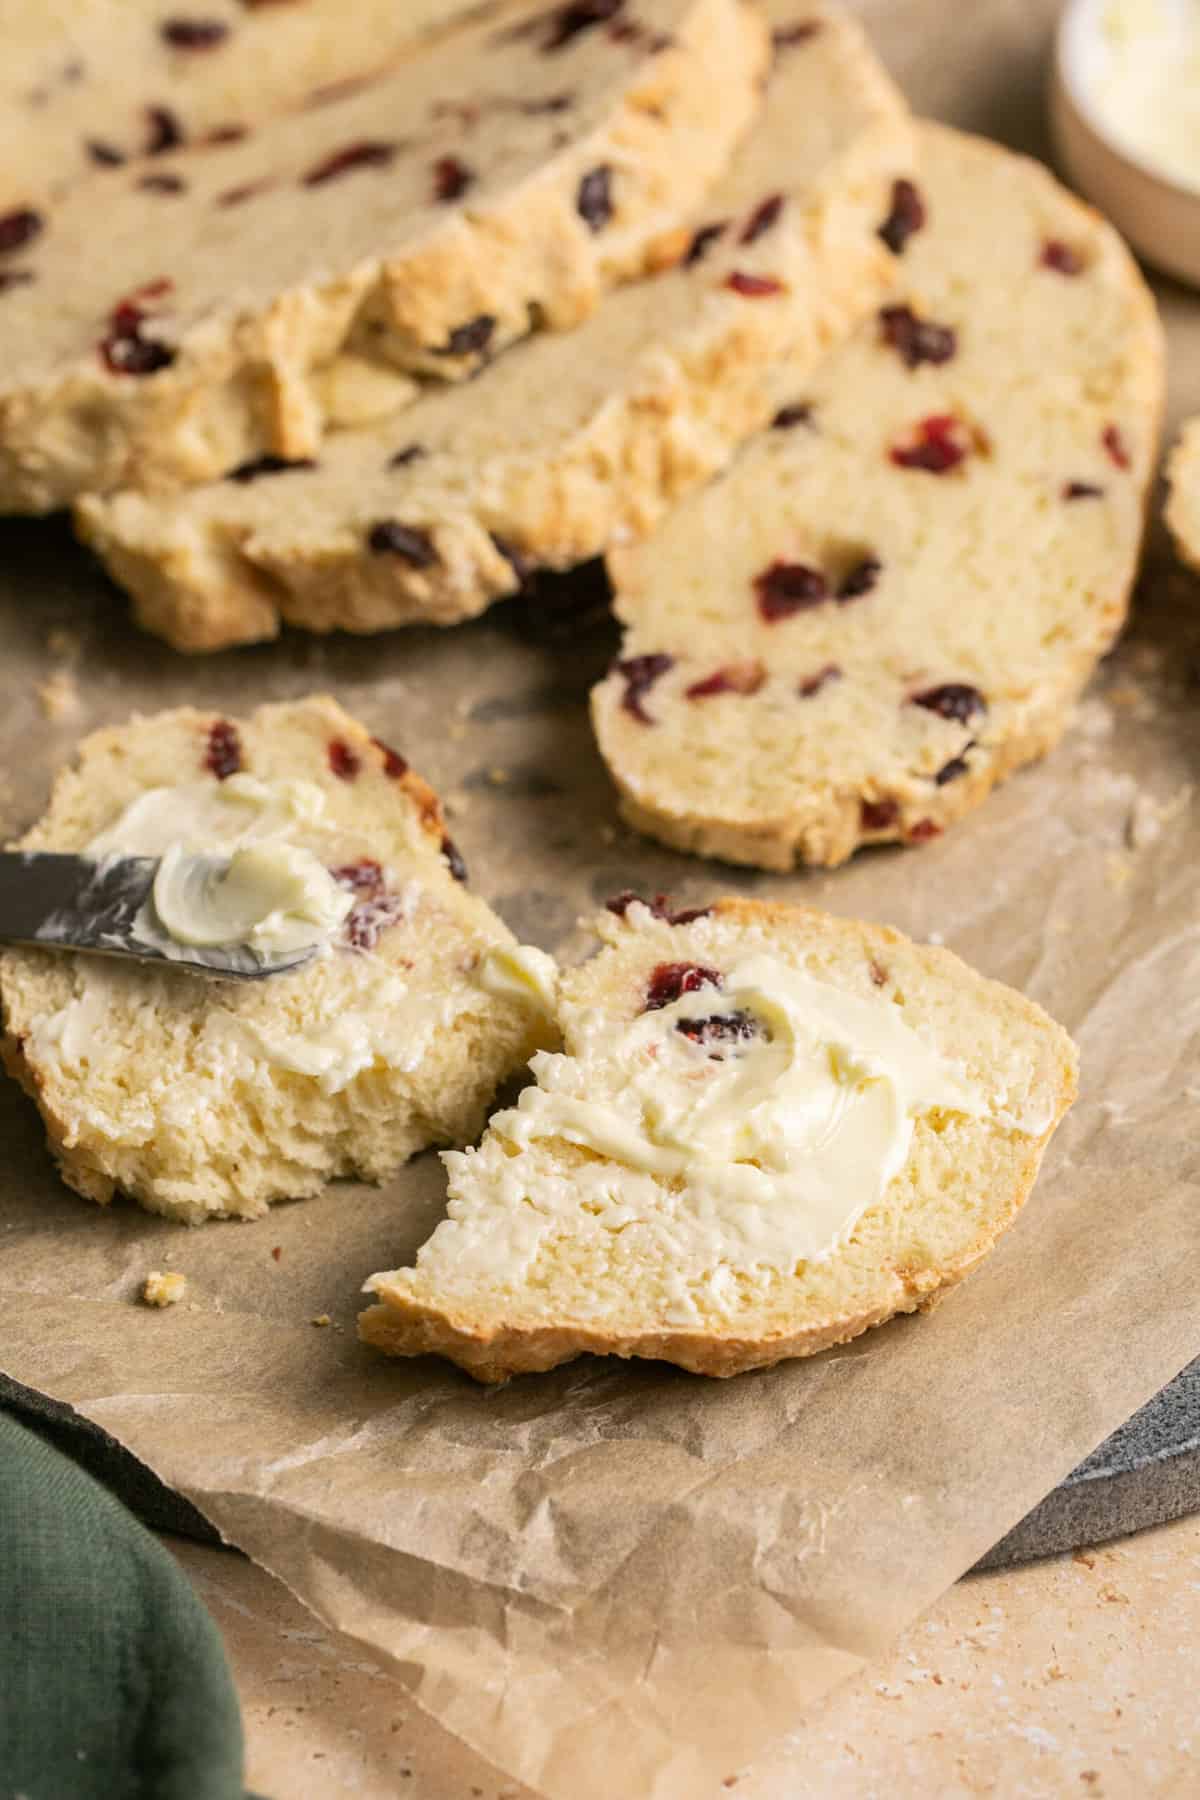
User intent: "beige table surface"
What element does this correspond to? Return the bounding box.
[169,1514,1199,1798]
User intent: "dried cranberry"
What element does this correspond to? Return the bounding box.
[145,107,183,154]
[161,19,230,49]
[371,737,408,779]
[889,414,969,475]
[879,303,956,369]
[869,959,888,987]
[755,561,827,621]
[1040,239,1084,276]
[347,896,405,951]
[436,314,496,357]
[367,520,438,566]
[332,860,385,897]
[685,660,765,699]
[303,141,396,186]
[772,402,812,430]
[388,443,426,469]
[204,718,242,779]
[739,193,784,245]
[1102,425,1131,470]
[0,209,43,256]
[543,0,624,52]
[577,165,613,231]
[616,653,673,723]
[138,172,186,193]
[861,798,900,832]
[908,819,943,843]
[328,739,362,781]
[878,178,925,254]
[935,747,972,785]
[725,271,785,297]
[433,155,473,203]
[606,892,710,925]
[227,453,315,483]
[204,124,247,146]
[912,683,986,724]
[644,962,722,1011]
[99,281,176,377]
[685,220,728,266]
[675,1009,759,1052]
[441,836,469,883]
[0,271,34,293]
[490,534,533,586]
[1063,480,1104,500]
[217,179,270,207]
[836,557,880,602]
[772,20,822,47]
[86,139,126,167]
[798,663,842,698]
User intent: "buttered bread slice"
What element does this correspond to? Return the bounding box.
[360,896,1077,1381]
[592,121,1164,869]
[0,697,556,1223]
[1,2,499,205]
[0,0,766,512]
[77,7,913,651]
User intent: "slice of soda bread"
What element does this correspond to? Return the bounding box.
[1,2,499,205]
[0,0,767,512]
[591,120,1165,869]
[76,6,913,651]
[1165,415,1200,575]
[0,696,556,1224]
[360,896,1077,1381]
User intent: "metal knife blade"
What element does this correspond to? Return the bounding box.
[0,851,315,980]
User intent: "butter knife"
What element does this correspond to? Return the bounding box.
[0,852,315,980]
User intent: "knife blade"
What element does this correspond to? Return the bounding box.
[0,852,315,980]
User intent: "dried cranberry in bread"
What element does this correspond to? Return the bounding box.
[360,896,1077,1381]
[77,6,913,650]
[0,0,767,512]
[592,122,1165,869]
[0,697,555,1223]
[1,2,496,202]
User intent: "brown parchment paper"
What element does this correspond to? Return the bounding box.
[2,3,1200,1795]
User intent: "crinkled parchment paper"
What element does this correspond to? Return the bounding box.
[2,4,1199,1794]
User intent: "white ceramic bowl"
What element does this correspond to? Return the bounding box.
[1051,0,1200,287]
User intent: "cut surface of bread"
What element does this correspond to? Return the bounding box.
[361,897,1078,1381]
[79,5,913,655]
[0,697,555,1223]
[1,1,499,204]
[76,6,913,652]
[591,120,1165,870]
[1165,417,1200,575]
[0,0,767,512]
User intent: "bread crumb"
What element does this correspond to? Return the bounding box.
[37,668,80,721]
[1105,853,1132,890]
[486,767,510,786]
[142,1270,187,1307]
[46,627,81,661]
[312,1313,332,1327]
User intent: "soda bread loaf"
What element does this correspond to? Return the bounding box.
[77,6,914,651]
[0,0,767,512]
[2,2,498,204]
[1165,416,1200,575]
[360,896,1078,1381]
[0,696,556,1224]
[592,120,1165,869]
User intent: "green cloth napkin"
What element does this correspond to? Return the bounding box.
[0,1409,252,1800]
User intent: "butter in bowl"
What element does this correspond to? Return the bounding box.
[1052,0,1200,286]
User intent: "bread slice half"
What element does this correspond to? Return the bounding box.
[0,696,555,1223]
[76,4,912,651]
[0,0,766,511]
[361,896,1077,1380]
[592,121,1165,869]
